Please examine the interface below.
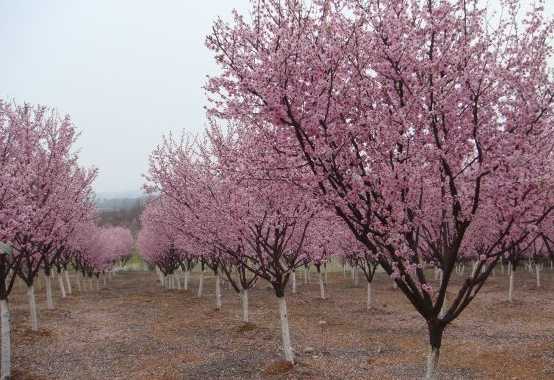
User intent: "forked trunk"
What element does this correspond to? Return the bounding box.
[0,299,10,380]
[27,284,38,331]
[277,296,294,364]
[439,295,448,318]
[45,275,54,309]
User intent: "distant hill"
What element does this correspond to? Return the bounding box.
[95,197,144,211]
[95,190,144,201]
[96,197,145,235]
[94,190,149,235]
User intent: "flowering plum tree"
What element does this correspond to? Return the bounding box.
[0,100,97,379]
[138,200,182,288]
[206,1,554,377]
[145,130,318,363]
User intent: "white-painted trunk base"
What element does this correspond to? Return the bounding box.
[278,297,294,364]
[0,300,10,380]
[45,275,54,309]
[508,269,514,302]
[64,271,72,294]
[425,347,440,380]
[58,274,66,298]
[197,272,204,298]
[240,289,249,323]
[27,285,38,331]
[215,273,222,310]
[319,272,326,299]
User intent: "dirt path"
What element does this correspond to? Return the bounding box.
[8,269,554,379]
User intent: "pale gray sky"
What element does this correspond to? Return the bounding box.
[0,1,552,195]
[0,0,249,195]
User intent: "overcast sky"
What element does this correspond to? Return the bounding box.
[0,1,552,196]
[0,0,250,196]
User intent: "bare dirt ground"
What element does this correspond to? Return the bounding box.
[8,267,554,379]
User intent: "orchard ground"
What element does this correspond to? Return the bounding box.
[8,268,554,379]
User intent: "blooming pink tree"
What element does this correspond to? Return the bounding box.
[0,100,97,379]
[100,226,135,269]
[71,223,134,292]
[206,1,554,377]
[145,130,318,363]
[14,116,96,315]
[302,214,342,300]
[336,223,380,309]
[138,200,182,288]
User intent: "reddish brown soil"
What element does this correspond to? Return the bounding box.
[8,268,554,379]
